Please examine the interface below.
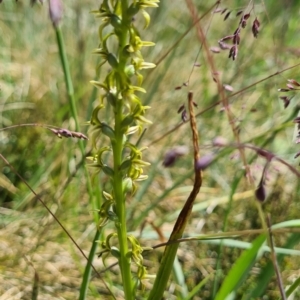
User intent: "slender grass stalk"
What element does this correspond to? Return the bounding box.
[54,27,77,126]
[52,20,102,298]
[79,229,102,300]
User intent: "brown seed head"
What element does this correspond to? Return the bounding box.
[229,45,238,61]
[252,18,260,38]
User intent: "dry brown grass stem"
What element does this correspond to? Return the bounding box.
[168,91,202,238]
[153,227,300,249]
[267,215,287,300]
[185,0,252,184]
[184,0,277,262]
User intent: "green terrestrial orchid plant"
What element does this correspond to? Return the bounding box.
[88,0,159,298]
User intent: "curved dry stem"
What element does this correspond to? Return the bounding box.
[148,91,202,300]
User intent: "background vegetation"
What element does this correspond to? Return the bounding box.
[1,0,300,299]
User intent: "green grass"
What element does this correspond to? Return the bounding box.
[1,0,300,299]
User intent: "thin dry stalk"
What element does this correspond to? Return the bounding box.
[169,91,202,237]
[149,59,300,148]
[267,215,287,300]
[185,0,252,184]
[147,92,202,300]
[153,1,221,68]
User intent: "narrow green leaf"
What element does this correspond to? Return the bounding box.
[286,276,300,298]
[200,238,300,256]
[173,256,188,299]
[272,219,300,229]
[186,273,214,300]
[243,233,300,299]
[79,229,102,300]
[215,234,266,300]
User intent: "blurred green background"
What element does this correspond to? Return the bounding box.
[1,0,300,299]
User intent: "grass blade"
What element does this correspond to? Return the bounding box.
[286,276,300,298]
[215,234,266,300]
[79,228,102,300]
[243,233,300,299]
[172,256,188,299]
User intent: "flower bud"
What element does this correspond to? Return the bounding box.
[252,18,260,38]
[195,154,215,170]
[212,136,227,147]
[122,177,133,194]
[255,182,266,202]
[49,0,63,27]
[162,146,188,167]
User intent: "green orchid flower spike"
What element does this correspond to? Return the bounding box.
[89,0,159,299]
